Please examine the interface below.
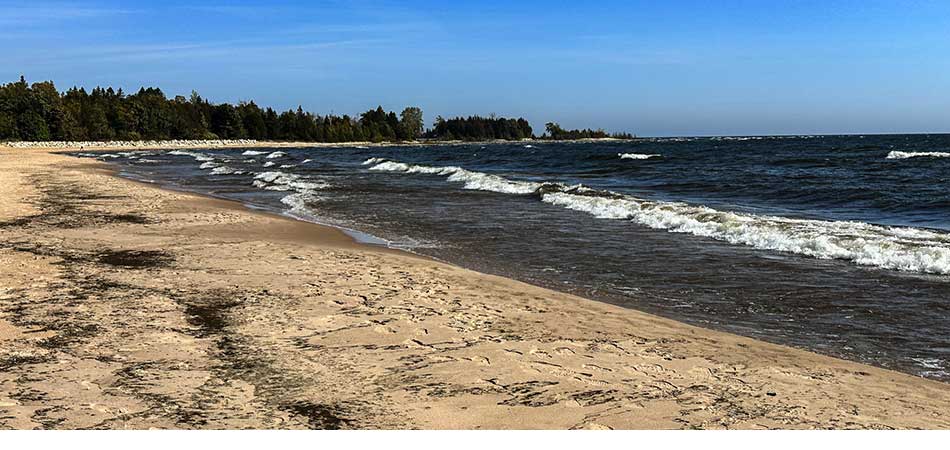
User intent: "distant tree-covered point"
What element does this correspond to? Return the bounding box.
[542,122,634,140]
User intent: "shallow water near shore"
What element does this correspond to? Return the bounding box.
[74,134,950,381]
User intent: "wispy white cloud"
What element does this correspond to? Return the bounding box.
[181,4,304,17]
[8,37,390,68]
[0,2,136,26]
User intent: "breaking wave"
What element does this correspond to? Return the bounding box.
[210,166,243,175]
[168,150,214,162]
[886,151,950,160]
[619,153,660,160]
[363,158,950,275]
[365,158,541,194]
[280,191,323,215]
[196,160,244,176]
[242,150,267,156]
[266,151,288,159]
[253,171,329,192]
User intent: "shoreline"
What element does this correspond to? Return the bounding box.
[2,146,950,429]
[91,155,423,260]
[0,137,633,152]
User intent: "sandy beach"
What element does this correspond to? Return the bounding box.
[1,144,949,430]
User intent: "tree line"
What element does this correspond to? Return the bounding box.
[543,122,634,140]
[426,115,534,141]
[1,76,633,142]
[0,77,427,142]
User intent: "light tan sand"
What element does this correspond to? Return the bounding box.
[1,146,949,429]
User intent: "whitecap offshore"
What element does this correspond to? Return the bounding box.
[886,151,950,160]
[619,153,660,160]
[266,151,288,159]
[242,150,267,156]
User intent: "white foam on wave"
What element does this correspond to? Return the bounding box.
[252,170,330,223]
[364,157,950,275]
[196,159,243,175]
[242,150,267,156]
[168,150,214,162]
[266,151,288,159]
[366,159,540,195]
[886,151,950,160]
[619,153,660,160]
[263,161,276,167]
[280,191,323,214]
[542,192,950,274]
[253,171,329,192]
[211,166,243,175]
[362,157,387,165]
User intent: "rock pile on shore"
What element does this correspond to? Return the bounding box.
[1,139,258,149]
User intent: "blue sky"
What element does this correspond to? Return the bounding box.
[2,0,949,136]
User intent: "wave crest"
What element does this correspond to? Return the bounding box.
[168,150,214,162]
[253,171,329,192]
[619,153,661,160]
[366,159,541,194]
[886,151,950,159]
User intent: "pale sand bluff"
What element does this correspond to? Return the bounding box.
[1,144,949,429]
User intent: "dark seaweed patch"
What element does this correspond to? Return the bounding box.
[0,217,31,228]
[178,290,242,337]
[281,401,353,429]
[4,175,153,229]
[107,213,149,224]
[37,323,102,350]
[0,354,54,371]
[96,250,173,268]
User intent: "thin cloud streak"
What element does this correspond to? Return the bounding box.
[9,38,391,67]
[0,3,136,25]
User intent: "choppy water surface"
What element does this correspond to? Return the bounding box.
[76,134,950,380]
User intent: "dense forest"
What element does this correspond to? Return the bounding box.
[543,122,634,140]
[425,115,533,141]
[0,76,633,143]
[0,76,426,142]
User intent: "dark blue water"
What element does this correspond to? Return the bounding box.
[75,134,950,381]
